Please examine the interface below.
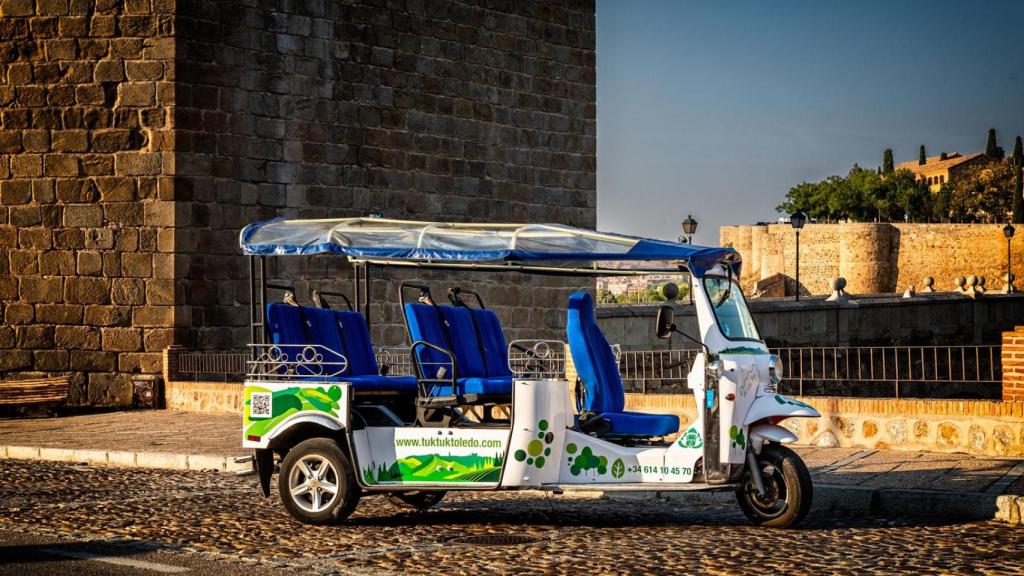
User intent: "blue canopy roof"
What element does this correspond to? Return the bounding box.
[239,217,739,277]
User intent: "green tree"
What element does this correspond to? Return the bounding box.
[986,128,1004,159]
[1013,135,1023,168]
[596,289,617,304]
[940,152,948,161]
[931,184,951,222]
[919,145,926,165]
[882,148,894,173]
[1013,168,1024,224]
[947,162,1015,222]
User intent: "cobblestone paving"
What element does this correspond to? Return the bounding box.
[1,459,1022,576]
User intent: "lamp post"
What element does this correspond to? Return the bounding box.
[1005,223,1016,293]
[680,215,698,304]
[790,211,807,301]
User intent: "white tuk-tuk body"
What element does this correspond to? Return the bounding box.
[237,218,820,527]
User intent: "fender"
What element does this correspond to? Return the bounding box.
[264,412,344,444]
[748,423,797,454]
[744,393,820,426]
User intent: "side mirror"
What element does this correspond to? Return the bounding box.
[655,305,675,339]
[662,282,679,301]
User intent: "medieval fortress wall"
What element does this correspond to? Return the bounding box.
[721,223,1024,295]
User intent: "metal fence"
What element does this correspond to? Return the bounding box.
[171,344,1002,399]
[618,345,1002,399]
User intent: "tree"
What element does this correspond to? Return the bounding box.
[940,152,948,161]
[919,145,926,165]
[947,162,1015,223]
[1013,168,1024,224]
[986,128,1005,159]
[1014,135,1024,224]
[882,148,894,173]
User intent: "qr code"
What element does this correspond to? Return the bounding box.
[250,392,272,418]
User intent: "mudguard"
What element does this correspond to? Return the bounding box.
[748,423,797,454]
[242,382,350,449]
[743,393,819,426]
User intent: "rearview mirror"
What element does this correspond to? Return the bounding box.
[655,305,675,339]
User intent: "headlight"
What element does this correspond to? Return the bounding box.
[768,354,783,385]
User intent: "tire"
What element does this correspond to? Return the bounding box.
[386,491,446,510]
[278,438,360,525]
[735,443,812,528]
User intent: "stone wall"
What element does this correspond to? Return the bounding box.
[625,394,1024,457]
[597,293,1024,350]
[0,0,177,405]
[721,223,1024,296]
[173,0,597,351]
[0,0,598,405]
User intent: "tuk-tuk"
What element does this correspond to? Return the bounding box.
[237,217,820,528]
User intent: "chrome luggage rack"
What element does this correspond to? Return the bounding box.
[246,344,348,381]
[507,340,566,379]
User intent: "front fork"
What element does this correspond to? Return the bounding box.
[745,450,767,497]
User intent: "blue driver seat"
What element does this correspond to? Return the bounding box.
[566,291,680,438]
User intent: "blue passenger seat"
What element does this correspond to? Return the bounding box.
[403,302,513,399]
[265,303,416,394]
[566,292,680,438]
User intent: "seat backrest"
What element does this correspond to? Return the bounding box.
[566,291,624,414]
[469,308,512,378]
[301,307,349,367]
[333,310,380,376]
[404,303,487,378]
[266,304,307,346]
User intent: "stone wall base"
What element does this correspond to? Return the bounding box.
[627,394,1024,457]
[164,381,242,415]
[164,382,1024,457]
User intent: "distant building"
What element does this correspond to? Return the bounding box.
[895,152,992,192]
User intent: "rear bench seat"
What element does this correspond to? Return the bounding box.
[265,303,416,394]
[403,303,514,400]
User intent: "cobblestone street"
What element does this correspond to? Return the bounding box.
[1,459,1021,575]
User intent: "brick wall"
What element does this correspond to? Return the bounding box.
[721,223,1024,295]
[0,0,176,404]
[173,0,597,350]
[1003,326,1024,402]
[0,0,597,405]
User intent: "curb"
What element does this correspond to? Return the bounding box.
[602,483,1023,526]
[0,444,249,473]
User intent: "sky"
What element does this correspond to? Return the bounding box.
[596,0,1024,245]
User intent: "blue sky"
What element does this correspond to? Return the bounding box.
[596,0,1024,245]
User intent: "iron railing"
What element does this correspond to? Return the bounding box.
[170,344,1002,399]
[617,345,1002,399]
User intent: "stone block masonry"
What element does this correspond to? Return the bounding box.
[1004,326,1024,402]
[721,223,1024,295]
[0,0,177,405]
[1,0,598,406]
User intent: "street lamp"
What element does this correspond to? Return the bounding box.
[1005,223,1016,293]
[790,211,807,301]
[680,214,698,244]
[680,215,698,304]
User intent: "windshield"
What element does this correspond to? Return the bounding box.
[703,277,760,341]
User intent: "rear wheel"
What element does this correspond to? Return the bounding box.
[278,438,360,525]
[387,490,446,510]
[735,443,812,528]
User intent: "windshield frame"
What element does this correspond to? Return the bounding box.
[701,274,763,343]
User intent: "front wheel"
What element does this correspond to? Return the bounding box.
[735,443,812,528]
[278,438,360,525]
